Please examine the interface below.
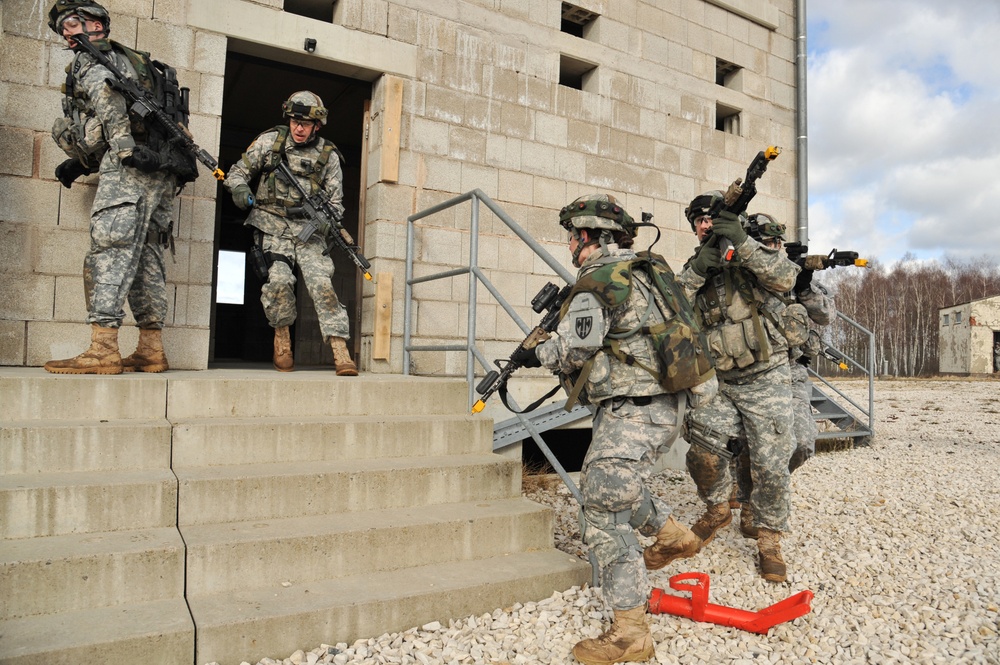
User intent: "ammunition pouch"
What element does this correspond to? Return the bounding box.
[781,303,810,347]
[249,231,294,282]
[684,418,734,461]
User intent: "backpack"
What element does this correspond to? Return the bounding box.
[567,251,716,395]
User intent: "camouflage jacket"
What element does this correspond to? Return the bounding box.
[225,128,344,239]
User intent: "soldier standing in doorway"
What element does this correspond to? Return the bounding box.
[224,91,358,375]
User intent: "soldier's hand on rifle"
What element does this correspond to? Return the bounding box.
[231,184,254,211]
[510,346,542,368]
[121,146,161,173]
[54,159,92,189]
[691,242,722,277]
[794,267,814,294]
[711,210,748,246]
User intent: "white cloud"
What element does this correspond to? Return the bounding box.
[807,0,1000,264]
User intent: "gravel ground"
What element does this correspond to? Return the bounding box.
[212,378,1000,665]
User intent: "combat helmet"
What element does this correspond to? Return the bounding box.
[558,194,636,237]
[747,213,786,245]
[684,190,724,231]
[282,91,328,126]
[48,0,110,35]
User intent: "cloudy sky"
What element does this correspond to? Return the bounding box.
[805,0,1000,266]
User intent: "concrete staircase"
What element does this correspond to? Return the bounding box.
[0,368,590,665]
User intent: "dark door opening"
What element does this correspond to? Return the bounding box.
[211,50,371,367]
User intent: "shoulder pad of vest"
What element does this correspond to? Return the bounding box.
[572,260,635,309]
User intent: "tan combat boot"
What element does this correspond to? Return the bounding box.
[758,528,787,582]
[690,502,733,547]
[330,336,358,376]
[44,324,123,375]
[728,483,741,509]
[572,605,654,665]
[122,328,169,373]
[273,326,294,372]
[643,515,700,571]
[739,503,759,539]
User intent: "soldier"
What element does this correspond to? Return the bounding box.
[668,192,800,583]
[224,92,357,375]
[513,194,717,664]
[732,215,836,539]
[44,0,192,374]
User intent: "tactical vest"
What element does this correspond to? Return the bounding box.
[57,39,197,183]
[562,251,715,404]
[247,125,337,214]
[695,267,788,372]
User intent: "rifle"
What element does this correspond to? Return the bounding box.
[784,242,869,270]
[821,346,850,371]
[471,281,572,414]
[711,146,782,262]
[70,33,225,181]
[273,161,373,281]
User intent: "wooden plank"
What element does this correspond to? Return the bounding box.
[373,272,393,360]
[379,75,403,183]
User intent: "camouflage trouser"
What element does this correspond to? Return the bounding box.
[788,361,817,472]
[686,361,795,532]
[579,393,680,611]
[84,166,177,328]
[260,233,350,340]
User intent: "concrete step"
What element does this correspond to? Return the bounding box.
[0,469,177,539]
[0,369,168,422]
[165,370,471,419]
[175,454,520,525]
[171,414,492,467]
[182,498,554,595]
[0,598,194,665]
[189,549,591,665]
[1,527,185,620]
[1,419,171,474]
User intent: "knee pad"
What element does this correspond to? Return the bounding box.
[579,505,641,570]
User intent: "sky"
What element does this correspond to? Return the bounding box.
[805,0,1000,267]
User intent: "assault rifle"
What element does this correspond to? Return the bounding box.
[274,161,373,281]
[784,242,869,270]
[70,33,225,181]
[821,346,850,371]
[472,281,572,414]
[711,146,782,262]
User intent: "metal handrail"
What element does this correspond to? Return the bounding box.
[808,311,875,440]
[403,189,587,499]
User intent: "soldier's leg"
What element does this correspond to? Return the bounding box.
[260,235,298,328]
[126,177,175,329]
[788,362,817,472]
[297,239,350,341]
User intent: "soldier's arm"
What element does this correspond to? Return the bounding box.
[76,55,133,158]
[734,237,799,293]
[223,133,271,192]
[319,141,345,219]
[676,258,707,303]
[798,282,836,326]
[535,293,610,375]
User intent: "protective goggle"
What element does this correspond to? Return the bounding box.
[57,14,86,31]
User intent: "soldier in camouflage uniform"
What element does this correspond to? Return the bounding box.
[513,194,718,665]
[731,215,836,540]
[224,92,357,375]
[44,0,182,375]
[667,192,800,583]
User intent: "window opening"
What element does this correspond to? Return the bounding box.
[284,0,335,23]
[716,58,742,88]
[561,2,599,38]
[716,102,741,135]
[559,54,597,91]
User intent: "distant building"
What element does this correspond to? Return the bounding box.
[938,296,1000,375]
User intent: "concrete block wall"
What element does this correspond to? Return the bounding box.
[0,0,220,369]
[2,0,799,375]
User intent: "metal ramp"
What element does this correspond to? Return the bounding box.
[492,402,591,452]
[809,382,873,446]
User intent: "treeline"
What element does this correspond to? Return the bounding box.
[818,255,1000,377]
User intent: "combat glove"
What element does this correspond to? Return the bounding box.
[710,210,748,246]
[690,243,722,277]
[510,345,542,368]
[231,184,254,211]
[121,146,162,173]
[55,159,93,189]
[794,268,814,294]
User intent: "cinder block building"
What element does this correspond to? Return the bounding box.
[939,296,1000,376]
[1,0,802,375]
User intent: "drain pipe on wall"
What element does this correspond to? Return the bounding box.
[796,0,809,244]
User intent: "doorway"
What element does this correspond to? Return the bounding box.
[211,50,372,367]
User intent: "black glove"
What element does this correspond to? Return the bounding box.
[690,243,722,277]
[794,268,814,294]
[710,210,748,246]
[231,183,254,210]
[121,146,162,173]
[511,345,541,368]
[54,159,92,189]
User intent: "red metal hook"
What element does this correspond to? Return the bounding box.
[648,572,813,635]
